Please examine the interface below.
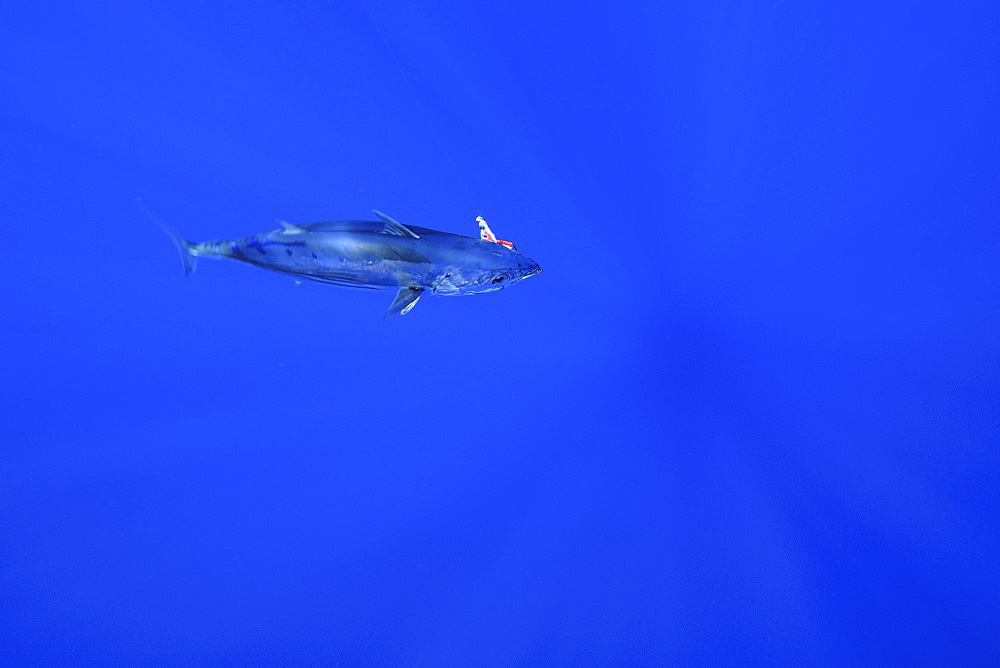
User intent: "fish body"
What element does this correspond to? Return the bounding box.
[150,207,541,317]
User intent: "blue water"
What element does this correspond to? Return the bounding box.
[2,2,997,664]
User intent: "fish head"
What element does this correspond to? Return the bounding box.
[432,244,542,296]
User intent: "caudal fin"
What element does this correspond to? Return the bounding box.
[137,198,197,276]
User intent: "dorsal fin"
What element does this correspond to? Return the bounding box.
[278,220,307,234]
[372,210,421,238]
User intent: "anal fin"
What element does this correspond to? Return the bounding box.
[384,287,425,318]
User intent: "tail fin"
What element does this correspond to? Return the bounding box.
[137,198,197,276]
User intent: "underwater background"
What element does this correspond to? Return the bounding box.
[2,1,997,664]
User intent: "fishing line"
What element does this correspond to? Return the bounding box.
[360,0,482,216]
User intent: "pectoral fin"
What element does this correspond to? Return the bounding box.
[384,287,425,318]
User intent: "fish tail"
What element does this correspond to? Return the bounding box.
[137,198,198,276]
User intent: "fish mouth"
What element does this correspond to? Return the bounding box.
[525,266,543,278]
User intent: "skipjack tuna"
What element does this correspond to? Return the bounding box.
[143,202,542,318]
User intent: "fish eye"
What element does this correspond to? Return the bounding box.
[492,275,507,284]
